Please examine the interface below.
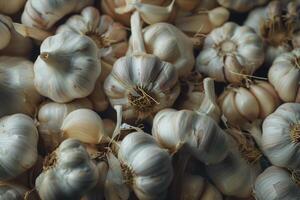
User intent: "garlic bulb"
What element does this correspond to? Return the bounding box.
[57,6,128,66]
[0,183,28,200]
[217,0,268,12]
[0,0,26,15]
[254,166,300,200]
[268,49,300,102]
[34,31,100,103]
[196,22,264,83]
[0,56,42,118]
[37,99,93,152]
[152,109,229,164]
[88,77,110,112]
[127,22,194,77]
[36,139,98,200]
[104,12,180,121]
[219,80,280,128]
[61,109,109,144]
[206,134,262,198]
[118,131,173,200]
[181,174,223,200]
[262,103,300,170]
[0,114,39,181]
[21,0,94,30]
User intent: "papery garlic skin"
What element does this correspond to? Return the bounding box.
[118,132,173,200]
[262,103,300,169]
[0,56,41,118]
[104,54,180,120]
[218,0,268,12]
[268,49,300,102]
[61,109,108,144]
[196,22,264,83]
[0,16,11,50]
[36,139,98,200]
[0,114,38,181]
[21,0,94,30]
[37,99,93,152]
[57,6,128,66]
[152,109,229,164]
[254,166,300,200]
[0,183,28,199]
[127,23,194,77]
[219,81,280,127]
[88,77,110,112]
[34,31,100,103]
[0,0,26,15]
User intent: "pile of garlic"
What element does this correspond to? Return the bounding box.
[1,0,300,200]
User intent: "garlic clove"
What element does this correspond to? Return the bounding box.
[0,16,11,50]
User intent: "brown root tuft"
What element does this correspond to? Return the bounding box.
[290,123,300,143]
[43,151,57,171]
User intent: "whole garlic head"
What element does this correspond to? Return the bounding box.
[57,6,128,66]
[217,0,268,12]
[36,139,98,200]
[34,31,100,103]
[0,0,26,15]
[0,183,28,199]
[0,114,39,181]
[196,22,264,83]
[262,103,300,170]
[268,49,300,102]
[0,56,42,118]
[21,0,94,30]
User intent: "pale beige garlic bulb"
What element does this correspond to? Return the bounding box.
[196,22,264,83]
[0,114,39,181]
[218,80,280,128]
[104,12,180,121]
[34,31,100,103]
[262,103,300,170]
[0,56,42,118]
[21,0,94,30]
[206,132,262,198]
[37,99,93,153]
[0,0,26,15]
[268,49,300,102]
[0,183,28,199]
[57,6,128,67]
[36,139,98,200]
[254,166,300,200]
[217,0,268,12]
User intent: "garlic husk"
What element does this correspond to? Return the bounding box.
[37,99,93,152]
[0,182,28,200]
[254,166,300,200]
[268,49,300,102]
[61,109,109,144]
[196,22,264,83]
[88,77,110,112]
[21,0,94,30]
[0,114,39,181]
[36,139,99,200]
[0,56,42,118]
[34,31,100,103]
[0,0,26,15]
[262,103,300,169]
[152,108,229,164]
[217,0,268,12]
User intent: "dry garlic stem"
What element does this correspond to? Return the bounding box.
[218,0,268,12]
[196,22,264,83]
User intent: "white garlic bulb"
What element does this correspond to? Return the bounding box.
[0,114,39,181]
[104,12,180,121]
[37,99,93,152]
[0,183,28,200]
[34,31,100,103]
[196,22,264,83]
[127,22,194,77]
[262,103,300,170]
[217,0,268,12]
[254,166,300,200]
[21,0,94,30]
[268,49,300,102]
[219,80,280,128]
[61,109,109,144]
[118,131,173,200]
[0,0,26,15]
[36,139,98,200]
[153,109,229,164]
[57,6,128,66]
[0,56,42,118]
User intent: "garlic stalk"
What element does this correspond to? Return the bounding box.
[34,31,100,103]
[0,0,26,15]
[0,114,39,181]
[0,182,28,200]
[217,0,268,12]
[36,139,99,200]
[104,11,180,121]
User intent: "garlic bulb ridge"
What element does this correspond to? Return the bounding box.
[34,31,100,103]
